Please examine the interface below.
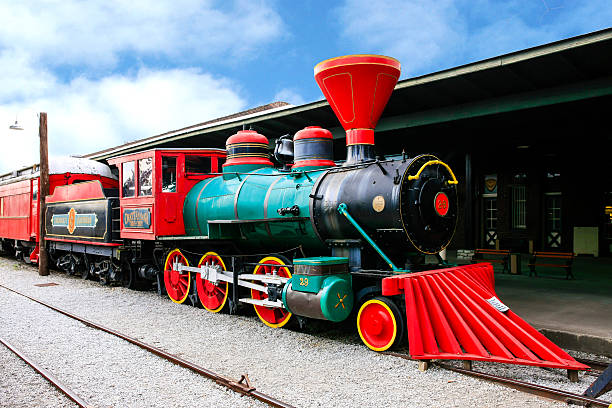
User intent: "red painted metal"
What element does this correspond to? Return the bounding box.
[346,129,375,146]
[195,252,229,312]
[163,249,191,303]
[108,149,225,240]
[293,126,333,141]
[251,258,292,328]
[434,192,450,217]
[292,159,335,168]
[0,172,116,246]
[292,126,336,169]
[314,54,400,146]
[46,180,106,203]
[382,263,589,370]
[223,130,273,168]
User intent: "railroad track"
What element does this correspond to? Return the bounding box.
[386,351,612,407]
[0,283,294,408]
[0,336,93,408]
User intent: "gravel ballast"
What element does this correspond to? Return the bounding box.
[1,257,606,407]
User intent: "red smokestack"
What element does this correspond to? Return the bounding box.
[314,54,400,164]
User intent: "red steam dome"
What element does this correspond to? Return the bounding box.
[223,129,273,171]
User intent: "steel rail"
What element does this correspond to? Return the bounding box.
[0,336,93,408]
[436,362,611,407]
[386,352,612,407]
[0,284,294,408]
[575,357,612,373]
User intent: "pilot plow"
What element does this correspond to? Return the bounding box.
[382,263,588,371]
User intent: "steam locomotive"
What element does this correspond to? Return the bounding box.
[0,55,457,351]
[0,55,592,373]
[1,55,460,352]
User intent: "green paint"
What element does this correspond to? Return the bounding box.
[283,273,354,322]
[293,257,349,265]
[291,274,324,293]
[319,274,353,322]
[183,166,328,251]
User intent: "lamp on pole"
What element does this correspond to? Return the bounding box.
[9,112,49,276]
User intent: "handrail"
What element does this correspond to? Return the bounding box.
[407,160,458,184]
[337,203,407,272]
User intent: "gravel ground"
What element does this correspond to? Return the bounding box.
[0,256,601,408]
[0,343,77,408]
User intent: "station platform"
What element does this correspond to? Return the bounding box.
[445,251,612,357]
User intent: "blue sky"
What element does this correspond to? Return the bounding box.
[0,0,610,173]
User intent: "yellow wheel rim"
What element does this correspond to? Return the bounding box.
[163,249,191,304]
[357,299,398,351]
[251,256,292,328]
[196,251,229,313]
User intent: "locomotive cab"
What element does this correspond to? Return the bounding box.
[108,148,226,240]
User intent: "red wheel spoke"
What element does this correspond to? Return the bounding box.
[196,252,229,313]
[252,257,291,328]
[163,249,191,304]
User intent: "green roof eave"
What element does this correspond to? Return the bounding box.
[394,28,612,90]
[377,76,612,131]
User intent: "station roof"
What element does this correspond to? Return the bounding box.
[85,27,612,161]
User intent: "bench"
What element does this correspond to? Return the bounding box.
[471,249,510,273]
[528,251,575,279]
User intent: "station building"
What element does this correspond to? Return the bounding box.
[86,28,612,258]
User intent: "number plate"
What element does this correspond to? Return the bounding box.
[486,296,509,313]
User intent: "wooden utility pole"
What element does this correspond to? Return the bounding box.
[38,112,49,276]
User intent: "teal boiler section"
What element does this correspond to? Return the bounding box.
[183,168,327,251]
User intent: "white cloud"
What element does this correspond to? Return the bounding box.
[0,68,246,173]
[0,0,285,68]
[0,0,283,173]
[335,0,612,77]
[273,88,305,105]
[336,0,465,76]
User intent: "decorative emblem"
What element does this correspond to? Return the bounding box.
[434,192,449,217]
[334,293,348,309]
[51,208,98,235]
[485,175,497,193]
[372,195,385,212]
[68,208,76,234]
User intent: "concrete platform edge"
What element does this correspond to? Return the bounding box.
[538,328,612,358]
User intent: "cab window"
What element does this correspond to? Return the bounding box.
[138,158,153,196]
[122,161,135,197]
[185,155,211,174]
[162,156,177,192]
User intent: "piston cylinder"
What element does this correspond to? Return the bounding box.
[282,257,353,322]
